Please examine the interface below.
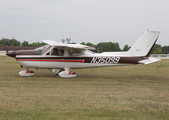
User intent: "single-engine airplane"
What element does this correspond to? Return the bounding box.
[7,30,161,78]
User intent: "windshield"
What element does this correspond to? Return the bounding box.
[41,45,53,55]
[34,45,50,51]
[34,45,53,55]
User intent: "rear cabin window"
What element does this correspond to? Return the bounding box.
[68,49,84,56]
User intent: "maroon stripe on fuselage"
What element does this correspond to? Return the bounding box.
[15,56,146,64]
[16,59,84,63]
[118,57,145,64]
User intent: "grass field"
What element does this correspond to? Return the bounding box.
[0,56,169,120]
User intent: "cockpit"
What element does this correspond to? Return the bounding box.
[34,45,85,56]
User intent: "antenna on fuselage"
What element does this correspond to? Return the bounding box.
[61,33,71,44]
[66,38,71,44]
[61,39,65,43]
[61,33,65,43]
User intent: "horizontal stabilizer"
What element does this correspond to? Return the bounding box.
[138,58,161,65]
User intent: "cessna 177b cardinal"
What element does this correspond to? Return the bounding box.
[6,30,161,78]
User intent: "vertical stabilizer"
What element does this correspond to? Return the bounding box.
[128,30,161,56]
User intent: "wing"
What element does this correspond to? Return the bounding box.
[42,40,95,50]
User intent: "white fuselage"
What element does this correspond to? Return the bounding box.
[16,53,132,69]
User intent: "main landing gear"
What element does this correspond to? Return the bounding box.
[58,68,76,78]
[19,68,76,78]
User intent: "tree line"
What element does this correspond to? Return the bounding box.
[80,42,169,54]
[0,38,168,54]
[0,38,46,47]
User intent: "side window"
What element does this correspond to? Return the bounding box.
[51,48,64,56]
[60,49,64,56]
[68,49,84,56]
[52,48,59,56]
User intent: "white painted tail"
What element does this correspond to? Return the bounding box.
[128,30,161,56]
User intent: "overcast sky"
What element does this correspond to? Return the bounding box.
[0,0,169,48]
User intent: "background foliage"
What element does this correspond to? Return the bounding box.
[0,38,168,54]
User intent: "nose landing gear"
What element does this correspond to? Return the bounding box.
[19,68,34,77]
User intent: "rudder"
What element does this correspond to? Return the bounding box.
[128,30,161,57]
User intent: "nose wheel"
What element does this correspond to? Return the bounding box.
[19,68,34,77]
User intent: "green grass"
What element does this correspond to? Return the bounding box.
[0,56,169,120]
